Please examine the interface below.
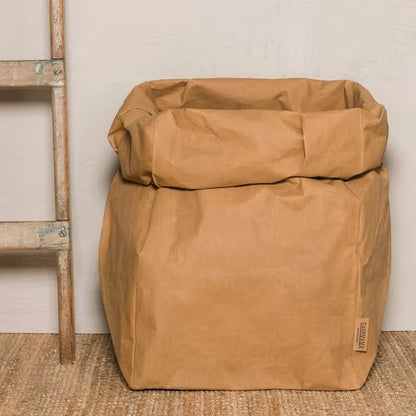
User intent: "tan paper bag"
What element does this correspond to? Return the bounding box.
[100,78,390,390]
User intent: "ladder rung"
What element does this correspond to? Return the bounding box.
[0,60,65,88]
[0,221,70,250]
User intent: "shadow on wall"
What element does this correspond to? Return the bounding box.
[104,157,120,190]
[0,89,50,104]
[0,250,56,268]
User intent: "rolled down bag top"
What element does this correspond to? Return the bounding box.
[108,78,387,188]
[100,78,390,390]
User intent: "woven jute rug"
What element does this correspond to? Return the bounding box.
[0,332,415,415]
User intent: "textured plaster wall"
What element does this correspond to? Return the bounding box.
[0,0,415,332]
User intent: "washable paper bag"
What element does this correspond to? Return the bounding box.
[100,78,390,390]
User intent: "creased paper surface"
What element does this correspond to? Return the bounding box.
[100,78,390,390]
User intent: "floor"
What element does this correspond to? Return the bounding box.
[0,332,415,416]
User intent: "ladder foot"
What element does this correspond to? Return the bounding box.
[57,249,75,363]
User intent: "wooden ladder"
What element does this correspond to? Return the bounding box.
[0,0,74,363]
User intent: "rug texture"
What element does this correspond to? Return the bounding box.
[0,332,415,416]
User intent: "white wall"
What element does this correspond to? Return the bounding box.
[0,0,415,333]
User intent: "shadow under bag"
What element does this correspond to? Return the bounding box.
[99,78,391,390]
